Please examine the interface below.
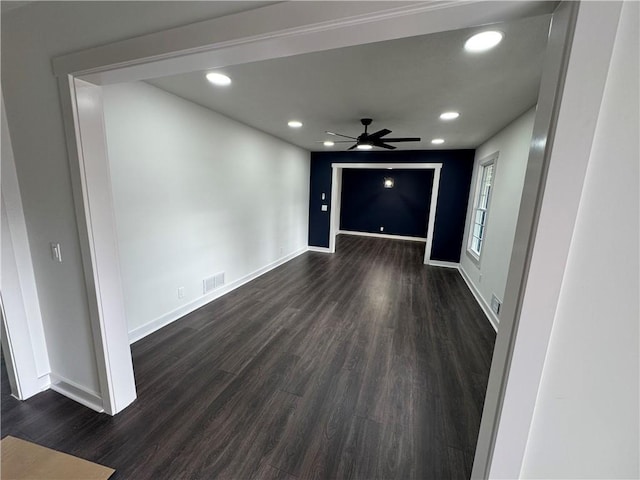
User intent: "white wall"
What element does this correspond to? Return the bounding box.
[521,2,639,477]
[460,108,536,326]
[1,93,52,398]
[0,1,269,399]
[102,82,310,338]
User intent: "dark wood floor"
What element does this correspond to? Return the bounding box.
[1,235,495,479]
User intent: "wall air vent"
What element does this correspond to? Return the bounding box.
[203,276,215,294]
[204,272,225,294]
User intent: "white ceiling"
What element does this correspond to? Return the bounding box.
[147,13,551,152]
[0,1,34,14]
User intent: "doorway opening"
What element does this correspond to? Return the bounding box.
[59,4,574,477]
[337,168,434,254]
[329,163,441,265]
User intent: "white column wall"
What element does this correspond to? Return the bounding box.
[520,3,639,478]
[1,93,51,398]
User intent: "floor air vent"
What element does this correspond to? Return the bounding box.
[490,294,502,315]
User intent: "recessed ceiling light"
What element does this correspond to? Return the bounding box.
[288,120,303,128]
[431,138,445,145]
[440,111,460,120]
[357,144,373,150]
[205,72,231,86]
[324,141,335,147]
[464,31,504,52]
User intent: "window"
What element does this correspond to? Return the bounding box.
[468,154,497,260]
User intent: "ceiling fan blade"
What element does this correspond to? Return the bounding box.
[367,128,392,140]
[315,140,354,143]
[347,144,359,150]
[375,143,397,150]
[381,137,421,143]
[326,131,358,140]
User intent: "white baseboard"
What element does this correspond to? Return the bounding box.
[338,230,427,243]
[307,246,332,253]
[38,373,51,391]
[458,266,499,331]
[427,260,459,268]
[128,247,309,344]
[49,373,104,413]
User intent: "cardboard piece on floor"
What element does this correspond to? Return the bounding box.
[1,436,115,480]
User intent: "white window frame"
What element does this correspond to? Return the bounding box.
[467,152,498,263]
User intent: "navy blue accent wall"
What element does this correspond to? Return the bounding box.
[308,150,475,262]
[340,169,434,238]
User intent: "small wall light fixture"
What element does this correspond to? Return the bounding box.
[384,177,394,189]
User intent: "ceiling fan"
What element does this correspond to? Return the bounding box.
[325,118,421,150]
